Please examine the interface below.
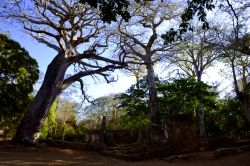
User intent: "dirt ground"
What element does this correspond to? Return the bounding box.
[0,145,250,166]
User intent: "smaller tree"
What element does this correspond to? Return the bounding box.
[157,77,217,125]
[81,95,124,130]
[168,25,221,137]
[114,0,180,125]
[56,100,77,141]
[40,98,78,140]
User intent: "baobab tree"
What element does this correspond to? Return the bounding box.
[113,0,180,127]
[5,0,125,144]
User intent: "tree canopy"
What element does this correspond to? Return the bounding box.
[0,34,39,119]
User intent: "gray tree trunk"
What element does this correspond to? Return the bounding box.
[198,102,206,137]
[237,93,250,122]
[146,63,158,124]
[231,62,250,122]
[13,54,68,144]
[242,103,250,122]
[197,74,207,137]
[62,124,65,141]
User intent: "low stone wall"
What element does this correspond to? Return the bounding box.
[45,140,104,152]
[85,129,137,146]
[85,130,101,143]
[167,115,197,153]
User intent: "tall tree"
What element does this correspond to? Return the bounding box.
[215,0,250,121]
[83,96,116,122]
[113,0,180,125]
[5,0,125,144]
[168,26,220,137]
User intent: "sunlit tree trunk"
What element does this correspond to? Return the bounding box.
[146,62,158,124]
[13,54,68,143]
[62,123,66,141]
[197,74,206,137]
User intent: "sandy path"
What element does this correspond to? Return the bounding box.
[0,146,249,166]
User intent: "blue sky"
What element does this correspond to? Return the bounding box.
[0,22,136,100]
[1,24,56,72]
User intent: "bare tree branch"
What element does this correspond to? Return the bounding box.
[62,64,124,90]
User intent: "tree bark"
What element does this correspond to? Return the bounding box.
[198,102,206,137]
[62,124,65,141]
[241,102,250,122]
[231,60,250,122]
[197,74,207,137]
[146,62,158,124]
[237,93,250,122]
[13,53,68,144]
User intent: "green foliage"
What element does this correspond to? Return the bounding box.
[162,0,215,43]
[75,77,250,140]
[181,0,214,31]
[157,77,217,123]
[39,119,49,140]
[82,95,126,131]
[79,77,249,140]
[39,99,78,140]
[119,113,150,136]
[206,96,250,137]
[64,125,76,139]
[0,34,39,116]
[84,96,115,120]
[0,34,39,137]
[75,121,90,138]
[115,77,153,135]
[117,78,150,117]
[118,77,217,125]
[40,99,58,139]
[80,0,130,23]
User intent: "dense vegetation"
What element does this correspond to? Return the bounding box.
[37,77,249,142]
[0,34,39,138]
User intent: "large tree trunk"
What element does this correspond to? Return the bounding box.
[146,62,159,143]
[146,63,158,124]
[197,74,207,137]
[231,61,250,122]
[13,53,68,144]
[198,102,206,137]
[238,93,250,122]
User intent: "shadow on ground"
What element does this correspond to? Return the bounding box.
[0,145,250,166]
